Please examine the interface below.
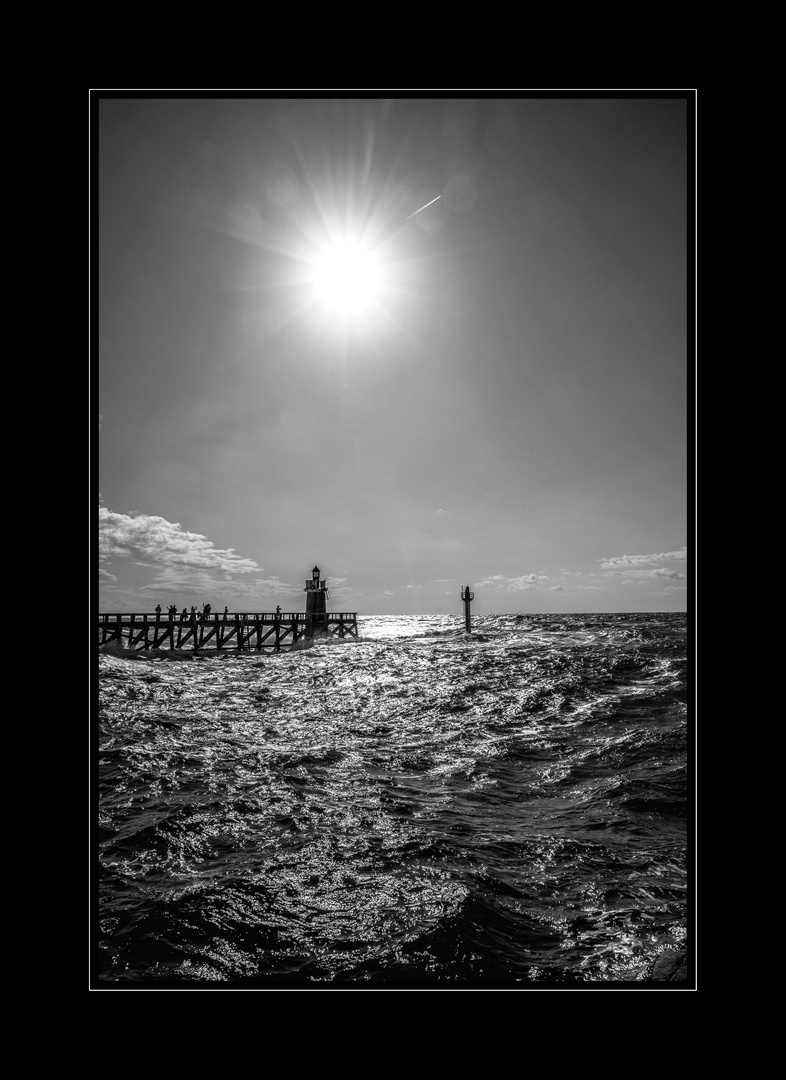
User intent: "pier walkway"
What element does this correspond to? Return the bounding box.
[98,611,359,652]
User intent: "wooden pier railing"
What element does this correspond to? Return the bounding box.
[98,612,359,652]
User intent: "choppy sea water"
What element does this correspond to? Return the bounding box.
[95,612,691,988]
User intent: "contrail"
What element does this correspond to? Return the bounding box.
[404,194,442,221]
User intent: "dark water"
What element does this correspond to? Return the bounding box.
[95,612,691,988]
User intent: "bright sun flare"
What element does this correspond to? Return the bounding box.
[311,238,383,317]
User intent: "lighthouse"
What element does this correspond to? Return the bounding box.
[304,564,329,636]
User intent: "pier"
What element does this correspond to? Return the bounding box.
[98,611,359,653]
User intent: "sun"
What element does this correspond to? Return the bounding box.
[309,236,384,318]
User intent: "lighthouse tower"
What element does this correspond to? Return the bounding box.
[304,564,329,636]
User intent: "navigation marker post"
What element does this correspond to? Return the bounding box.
[460,584,474,633]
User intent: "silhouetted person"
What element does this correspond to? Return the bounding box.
[276,605,281,616]
[181,607,187,621]
[223,606,228,620]
[155,604,161,618]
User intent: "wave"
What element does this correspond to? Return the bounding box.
[97,612,689,986]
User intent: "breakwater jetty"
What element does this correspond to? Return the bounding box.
[98,610,359,653]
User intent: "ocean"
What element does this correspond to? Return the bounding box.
[95,612,691,989]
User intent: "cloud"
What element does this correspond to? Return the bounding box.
[99,567,117,582]
[135,570,292,598]
[99,507,261,575]
[508,574,548,591]
[609,567,686,584]
[599,547,687,571]
[475,573,549,591]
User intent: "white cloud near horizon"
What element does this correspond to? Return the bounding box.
[602,566,686,584]
[99,507,261,575]
[599,547,687,570]
[475,573,549,591]
[139,572,290,596]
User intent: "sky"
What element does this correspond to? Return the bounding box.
[95,94,691,616]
